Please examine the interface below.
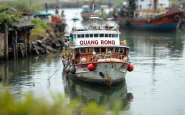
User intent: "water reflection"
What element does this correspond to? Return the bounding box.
[120,29,184,57]
[0,53,65,96]
[64,76,133,110]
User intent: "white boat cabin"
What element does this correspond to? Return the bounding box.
[67,30,129,64]
[71,30,120,47]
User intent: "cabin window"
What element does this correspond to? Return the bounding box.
[100,34,104,37]
[105,34,108,37]
[101,48,106,52]
[109,34,111,37]
[113,34,118,37]
[95,48,100,52]
[108,48,113,52]
[94,34,98,37]
[115,48,119,53]
[85,34,89,37]
[90,34,93,37]
[120,48,125,53]
[80,48,86,53]
[81,34,84,38]
[88,48,93,53]
[77,34,81,38]
[73,35,76,39]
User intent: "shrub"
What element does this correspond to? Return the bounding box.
[0,86,124,115]
[0,2,43,14]
[31,18,52,40]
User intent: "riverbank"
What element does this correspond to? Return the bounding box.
[0,22,65,61]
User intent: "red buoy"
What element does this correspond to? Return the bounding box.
[127,64,134,72]
[88,64,95,71]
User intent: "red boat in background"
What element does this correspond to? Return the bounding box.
[115,0,184,31]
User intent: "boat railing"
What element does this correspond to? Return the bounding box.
[74,54,128,64]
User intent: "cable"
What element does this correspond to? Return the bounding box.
[47,63,63,80]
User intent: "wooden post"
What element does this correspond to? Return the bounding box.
[4,61,9,84]
[5,25,8,60]
[13,44,16,59]
[28,31,32,55]
[15,31,18,59]
[12,31,16,60]
[24,31,27,56]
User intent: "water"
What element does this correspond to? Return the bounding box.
[1,8,185,115]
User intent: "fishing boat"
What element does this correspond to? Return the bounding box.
[81,5,92,20]
[115,0,184,30]
[62,14,134,88]
[81,4,109,20]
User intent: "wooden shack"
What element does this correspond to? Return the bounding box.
[0,8,35,60]
[9,21,35,59]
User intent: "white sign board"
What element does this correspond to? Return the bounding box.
[75,38,120,46]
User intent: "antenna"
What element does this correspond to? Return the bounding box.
[92,0,95,14]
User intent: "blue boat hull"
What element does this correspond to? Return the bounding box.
[118,23,180,30]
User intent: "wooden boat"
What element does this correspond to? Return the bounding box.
[115,0,184,30]
[62,15,134,88]
[81,5,109,20]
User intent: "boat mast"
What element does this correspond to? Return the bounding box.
[92,0,95,14]
[154,0,158,13]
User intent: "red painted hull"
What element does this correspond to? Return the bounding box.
[116,9,184,30]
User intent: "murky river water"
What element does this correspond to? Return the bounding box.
[0,8,185,115]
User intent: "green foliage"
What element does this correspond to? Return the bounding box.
[0,8,21,25]
[0,86,124,115]
[82,101,106,115]
[31,18,52,40]
[0,2,43,14]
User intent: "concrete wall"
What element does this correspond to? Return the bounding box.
[0,33,5,59]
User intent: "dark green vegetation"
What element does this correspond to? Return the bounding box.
[0,8,21,26]
[0,2,43,14]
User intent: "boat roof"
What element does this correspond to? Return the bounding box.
[100,5,108,8]
[72,30,120,34]
[89,16,101,19]
[70,45,129,49]
[82,5,89,8]
[64,34,70,36]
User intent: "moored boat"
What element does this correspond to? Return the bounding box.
[116,8,184,30]
[115,0,184,31]
[62,15,134,88]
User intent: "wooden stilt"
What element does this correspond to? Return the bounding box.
[24,31,27,56]
[19,44,25,57]
[15,31,18,59]
[13,44,16,59]
[32,42,39,55]
[5,26,8,60]
[28,32,32,55]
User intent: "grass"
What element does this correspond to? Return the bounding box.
[30,18,52,40]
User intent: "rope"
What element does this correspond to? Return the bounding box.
[47,63,63,80]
